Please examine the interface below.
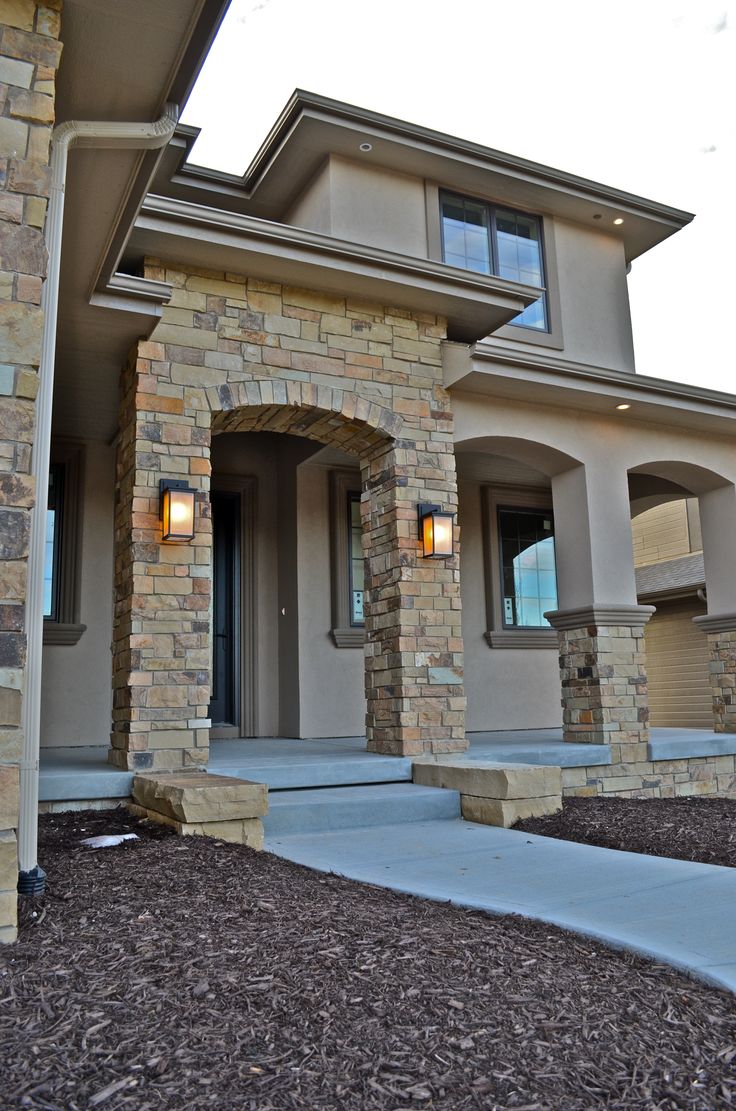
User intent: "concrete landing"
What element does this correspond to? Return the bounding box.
[265,819,736,994]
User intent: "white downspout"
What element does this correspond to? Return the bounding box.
[18,105,179,892]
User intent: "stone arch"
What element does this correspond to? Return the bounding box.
[209,381,402,459]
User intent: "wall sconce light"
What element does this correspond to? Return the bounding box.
[160,479,195,542]
[418,503,455,558]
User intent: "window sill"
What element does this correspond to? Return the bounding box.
[485,629,558,649]
[331,627,365,648]
[43,622,87,646]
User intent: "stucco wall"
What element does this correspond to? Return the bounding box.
[458,477,562,732]
[285,158,635,373]
[286,155,429,258]
[297,462,365,737]
[41,442,115,748]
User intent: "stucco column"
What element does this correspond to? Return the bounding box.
[693,483,736,732]
[362,440,467,757]
[546,462,653,756]
[110,344,212,771]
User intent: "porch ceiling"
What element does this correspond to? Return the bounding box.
[51,0,229,442]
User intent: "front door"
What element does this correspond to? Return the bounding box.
[209,490,240,729]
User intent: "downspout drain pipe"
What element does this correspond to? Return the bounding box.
[18,105,179,895]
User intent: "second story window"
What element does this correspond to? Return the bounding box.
[440,192,547,331]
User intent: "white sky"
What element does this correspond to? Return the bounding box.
[182,0,735,392]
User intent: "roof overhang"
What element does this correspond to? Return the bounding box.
[52,0,230,441]
[445,341,736,437]
[163,90,694,262]
[129,194,541,342]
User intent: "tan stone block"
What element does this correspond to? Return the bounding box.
[24,194,46,228]
[0,302,42,364]
[0,115,28,157]
[0,687,22,728]
[0,828,18,885]
[128,802,263,849]
[9,89,54,124]
[0,768,19,831]
[132,771,268,822]
[0,0,35,32]
[0,924,18,943]
[461,794,562,828]
[413,759,561,799]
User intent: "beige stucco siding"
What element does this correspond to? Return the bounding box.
[41,442,114,748]
[459,477,562,732]
[286,155,429,258]
[297,463,365,737]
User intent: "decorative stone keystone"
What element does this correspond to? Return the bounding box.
[130,772,267,848]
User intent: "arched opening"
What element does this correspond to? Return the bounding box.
[454,435,583,734]
[627,460,732,731]
[208,393,398,742]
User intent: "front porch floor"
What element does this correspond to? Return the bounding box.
[38,727,736,803]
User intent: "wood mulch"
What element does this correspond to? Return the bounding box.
[515,796,736,869]
[1,810,735,1111]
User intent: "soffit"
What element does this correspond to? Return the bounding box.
[158,93,693,262]
[446,346,736,437]
[51,0,229,441]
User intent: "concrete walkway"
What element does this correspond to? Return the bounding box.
[265,818,736,993]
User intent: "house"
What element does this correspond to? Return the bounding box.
[2,0,736,942]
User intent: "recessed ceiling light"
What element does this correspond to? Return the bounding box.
[616,403,631,410]
[613,217,624,225]
[593,213,602,220]
[359,142,372,152]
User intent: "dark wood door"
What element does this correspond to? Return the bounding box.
[209,490,240,727]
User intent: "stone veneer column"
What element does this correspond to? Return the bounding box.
[110,267,468,766]
[546,606,654,760]
[110,346,212,771]
[362,440,466,757]
[692,615,736,733]
[0,1,62,940]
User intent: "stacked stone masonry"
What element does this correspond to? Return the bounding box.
[558,622,649,756]
[705,629,736,733]
[110,261,466,768]
[0,0,61,942]
[562,754,736,799]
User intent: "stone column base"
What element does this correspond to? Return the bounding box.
[0,830,18,943]
[546,605,654,758]
[693,613,736,733]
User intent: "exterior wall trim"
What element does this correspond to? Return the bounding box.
[546,604,656,630]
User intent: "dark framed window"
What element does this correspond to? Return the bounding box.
[440,191,548,331]
[498,507,558,628]
[330,471,365,647]
[42,443,86,645]
[43,464,64,620]
[347,492,365,627]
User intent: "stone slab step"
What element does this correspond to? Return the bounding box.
[263,783,460,836]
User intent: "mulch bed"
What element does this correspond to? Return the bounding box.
[515,796,736,868]
[1,811,735,1111]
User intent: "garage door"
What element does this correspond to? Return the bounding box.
[645,598,712,728]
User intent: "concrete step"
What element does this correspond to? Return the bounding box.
[263,782,461,836]
[214,755,413,791]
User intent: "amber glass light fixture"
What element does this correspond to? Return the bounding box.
[160,479,196,542]
[418,503,455,559]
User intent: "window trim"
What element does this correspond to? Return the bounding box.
[482,485,558,650]
[330,469,365,648]
[43,441,86,646]
[426,181,564,351]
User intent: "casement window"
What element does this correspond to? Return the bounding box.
[482,487,558,649]
[43,443,85,645]
[330,471,365,647]
[440,191,548,331]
